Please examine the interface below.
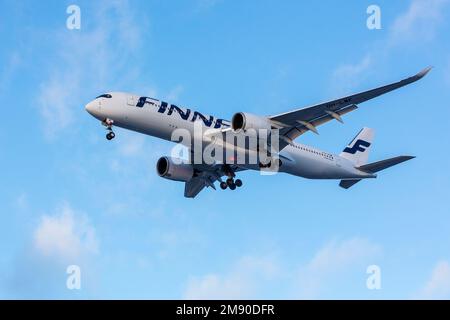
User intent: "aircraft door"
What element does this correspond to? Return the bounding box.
[127,95,136,106]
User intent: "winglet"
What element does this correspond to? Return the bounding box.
[415,66,432,80]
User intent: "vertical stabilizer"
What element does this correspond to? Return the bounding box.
[339,127,374,166]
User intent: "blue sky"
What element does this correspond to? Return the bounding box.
[1,0,450,299]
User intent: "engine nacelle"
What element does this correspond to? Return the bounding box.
[156,156,194,182]
[231,112,272,133]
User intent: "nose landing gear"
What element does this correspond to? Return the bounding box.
[102,118,115,140]
[106,131,115,140]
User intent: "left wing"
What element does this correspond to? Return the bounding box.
[184,173,217,198]
[270,67,431,149]
[184,178,207,198]
[184,164,245,198]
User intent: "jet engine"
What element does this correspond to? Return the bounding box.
[231,112,272,133]
[156,156,194,182]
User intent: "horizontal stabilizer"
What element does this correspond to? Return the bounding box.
[339,179,362,189]
[357,156,415,173]
[339,155,415,189]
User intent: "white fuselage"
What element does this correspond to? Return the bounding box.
[85,92,373,180]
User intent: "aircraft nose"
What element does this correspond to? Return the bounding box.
[85,101,95,114]
[85,100,102,119]
[85,98,107,121]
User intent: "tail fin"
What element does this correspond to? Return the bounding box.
[339,155,415,189]
[339,127,374,167]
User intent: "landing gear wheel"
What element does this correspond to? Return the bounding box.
[229,183,236,190]
[106,132,115,140]
[235,179,242,187]
[226,178,234,187]
[220,182,228,190]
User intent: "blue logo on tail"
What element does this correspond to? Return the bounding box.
[343,139,371,154]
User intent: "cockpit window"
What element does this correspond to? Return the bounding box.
[96,94,112,99]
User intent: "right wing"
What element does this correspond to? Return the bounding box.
[270,67,431,149]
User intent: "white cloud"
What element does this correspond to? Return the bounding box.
[33,203,98,262]
[117,132,146,157]
[330,0,449,93]
[146,87,159,99]
[183,255,279,299]
[38,75,79,138]
[0,52,21,97]
[154,225,208,260]
[37,0,147,139]
[390,0,450,43]
[14,193,28,210]
[7,203,99,298]
[165,85,184,102]
[196,0,222,11]
[417,261,450,299]
[331,55,372,94]
[296,237,381,298]
[183,238,381,299]
[445,58,450,87]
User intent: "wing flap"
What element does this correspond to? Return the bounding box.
[281,105,358,146]
[184,177,208,198]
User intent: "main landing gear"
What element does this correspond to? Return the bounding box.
[219,178,242,190]
[219,165,243,191]
[102,118,115,140]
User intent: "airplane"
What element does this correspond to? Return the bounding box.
[85,67,431,198]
